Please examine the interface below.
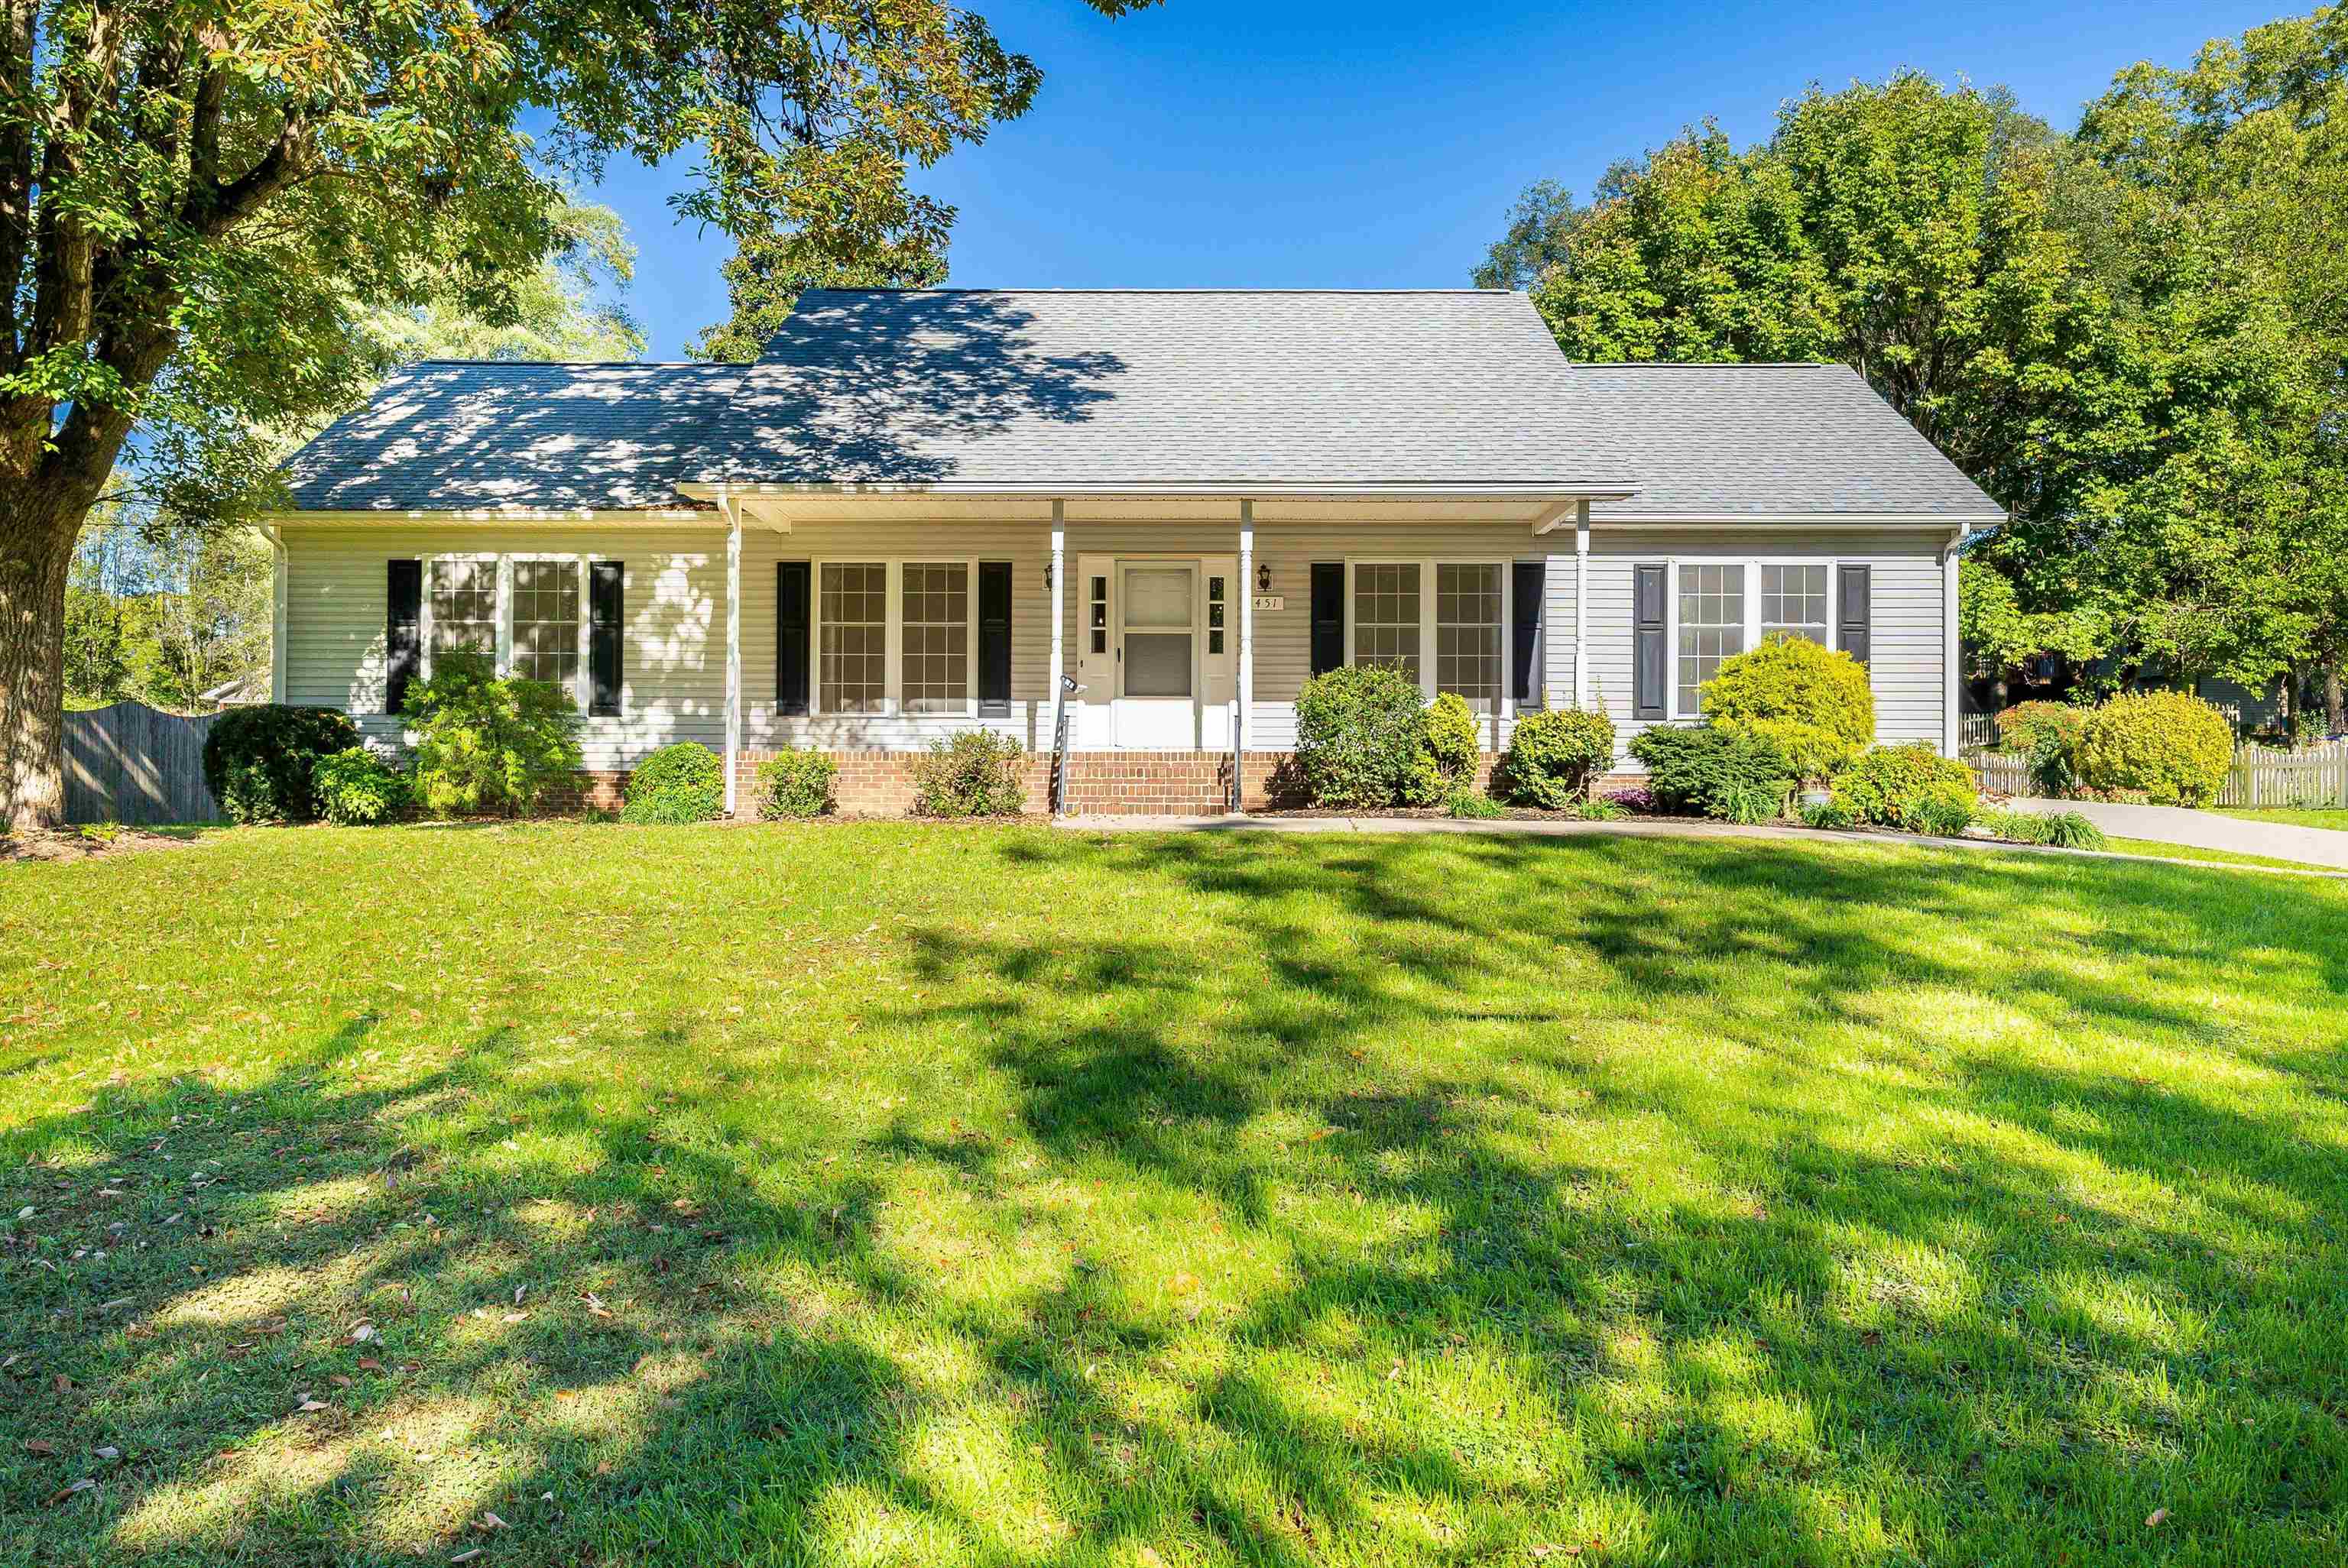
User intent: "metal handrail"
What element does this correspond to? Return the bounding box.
[1050,676,1083,815]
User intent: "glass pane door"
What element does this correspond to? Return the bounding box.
[1121,566,1194,698]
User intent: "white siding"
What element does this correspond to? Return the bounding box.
[1584,527,1949,756]
[281,524,728,770]
[281,518,1949,769]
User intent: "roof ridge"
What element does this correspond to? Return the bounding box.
[1573,360,1830,369]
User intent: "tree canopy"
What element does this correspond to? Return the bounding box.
[0,0,1158,826]
[1485,11,2348,724]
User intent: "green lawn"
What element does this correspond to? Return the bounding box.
[2217,807,2348,834]
[2100,836,2340,873]
[3,823,2345,1567]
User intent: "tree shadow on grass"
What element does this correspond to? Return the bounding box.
[5,826,2346,1564]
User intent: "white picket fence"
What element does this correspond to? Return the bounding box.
[1964,741,2348,808]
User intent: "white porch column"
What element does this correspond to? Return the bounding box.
[723,488,742,816]
[1942,527,1962,756]
[1047,500,1066,808]
[1237,500,1254,810]
[1573,501,1591,709]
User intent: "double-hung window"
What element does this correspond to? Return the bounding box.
[900,562,971,714]
[1675,564,1745,717]
[819,562,889,714]
[1347,559,1510,711]
[1759,564,1829,646]
[420,554,595,711]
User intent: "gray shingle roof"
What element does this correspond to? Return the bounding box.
[283,361,742,511]
[1572,361,2002,520]
[721,288,1629,490]
[277,291,2006,519]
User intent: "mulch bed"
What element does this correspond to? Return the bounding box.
[0,826,205,864]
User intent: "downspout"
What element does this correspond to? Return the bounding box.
[1047,501,1068,813]
[723,486,741,816]
[1573,501,1590,709]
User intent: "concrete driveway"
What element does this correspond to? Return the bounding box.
[2008,797,2348,870]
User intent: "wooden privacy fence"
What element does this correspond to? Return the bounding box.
[63,702,222,825]
[1963,741,2348,808]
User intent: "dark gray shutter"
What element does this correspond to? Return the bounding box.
[1839,565,1872,667]
[1510,561,1544,705]
[978,561,1012,717]
[385,559,422,716]
[588,561,623,717]
[1633,562,1668,721]
[1310,563,1344,675]
[777,561,810,715]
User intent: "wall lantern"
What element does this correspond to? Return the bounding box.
[1255,562,1273,594]
[1043,562,1053,592]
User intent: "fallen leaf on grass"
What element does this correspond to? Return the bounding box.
[48,1479,96,1503]
[23,1437,56,1454]
[357,1358,384,1373]
[449,1552,482,1564]
[2146,1509,2168,1528]
[475,1511,510,1531]
[296,1398,330,1414]
[53,1374,72,1395]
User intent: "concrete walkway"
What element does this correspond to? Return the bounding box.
[2009,797,2348,870]
[1053,811,2348,877]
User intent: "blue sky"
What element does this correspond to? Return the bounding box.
[586,0,2288,359]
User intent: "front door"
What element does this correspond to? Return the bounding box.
[1114,563,1198,748]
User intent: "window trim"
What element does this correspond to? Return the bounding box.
[418,552,592,712]
[807,556,981,719]
[1343,556,1513,711]
[1662,556,1845,721]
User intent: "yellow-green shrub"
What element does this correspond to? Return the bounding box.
[1830,743,1977,828]
[1701,633,1875,749]
[2076,691,2233,806]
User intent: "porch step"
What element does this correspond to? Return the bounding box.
[1059,751,1237,815]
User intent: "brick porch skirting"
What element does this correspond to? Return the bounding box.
[728,750,1510,818]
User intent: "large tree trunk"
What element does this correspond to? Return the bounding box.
[1,484,99,830]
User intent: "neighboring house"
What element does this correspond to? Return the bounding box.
[274,289,2003,813]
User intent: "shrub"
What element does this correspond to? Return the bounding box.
[2038,809,2110,850]
[1294,665,1427,808]
[1799,796,1856,830]
[1627,724,1792,819]
[202,704,362,823]
[1719,716,1856,787]
[757,750,837,819]
[621,742,725,824]
[1568,797,1625,821]
[402,651,583,817]
[1604,787,1655,813]
[1700,633,1875,749]
[1903,782,1978,837]
[1994,701,2085,756]
[1499,707,1616,808]
[1443,788,1506,820]
[312,747,410,825]
[911,731,1027,817]
[2077,690,2233,806]
[1409,692,1481,804]
[1829,742,1977,828]
[1713,779,1785,824]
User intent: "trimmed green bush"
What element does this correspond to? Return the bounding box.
[1830,742,1977,828]
[311,747,410,825]
[2077,690,2233,806]
[621,742,725,824]
[1713,779,1786,824]
[757,750,838,819]
[1628,724,1792,818]
[401,651,583,818]
[202,704,362,823]
[1443,788,1506,820]
[1410,692,1481,805]
[2038,810,2110,850]
[911,731,1027,817]
[1701,633,1875,749]
[1499,707,1616,808]
[1295,665,1426,808]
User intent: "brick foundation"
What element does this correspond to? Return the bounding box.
[540,769,629,814]
[727,749,1510,818]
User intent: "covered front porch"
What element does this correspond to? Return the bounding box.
[694,487,1616,813]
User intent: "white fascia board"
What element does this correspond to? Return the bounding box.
[269,507,722,526]
[678,480,1644,503]
[1592,512,2007,528]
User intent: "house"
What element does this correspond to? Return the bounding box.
[273,288,2003,814]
